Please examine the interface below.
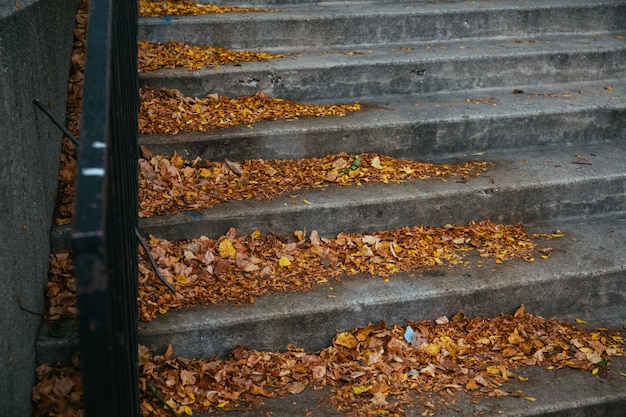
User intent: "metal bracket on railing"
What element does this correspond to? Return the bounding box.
[33,99,81,149]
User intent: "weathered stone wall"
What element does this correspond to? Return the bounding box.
[0,0,78,414]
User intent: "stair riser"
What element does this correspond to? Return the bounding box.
[138,4,626,50]
[139,48,626,101]
[140,108,626,161]
[138,267,625,358]
[139,176,626,241]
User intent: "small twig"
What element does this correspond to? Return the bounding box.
[572,161,592,165]
[33,99,80,149]
[135,227,180,296]
[148,381,180,417]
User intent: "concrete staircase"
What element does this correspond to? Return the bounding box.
[42,0,626,415]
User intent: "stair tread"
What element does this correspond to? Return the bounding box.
[138,78,626,161]
[138,0,626,50]
[138,31,626,101]
[190,357,626,416]
[139,31,626,68]
[137,140,626,242]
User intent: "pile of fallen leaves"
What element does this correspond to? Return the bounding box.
[138,40,287,72]
[54,0,88,225]
[45,220,541,322]
[138,87,361,134]
[32,354,83,417]
[33,306,625,417]
[138,0,268,17]
[139,221,538,320]
[138,150,488,217]
[45,252,77,323]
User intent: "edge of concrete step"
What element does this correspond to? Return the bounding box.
[191,356,626,417]
[137,142,626,241]
[38,212,626,365]
[138,79,626,162]
[138,0,626,50]
[138,32,626,101]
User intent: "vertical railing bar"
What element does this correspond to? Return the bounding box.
[73,0,139,415]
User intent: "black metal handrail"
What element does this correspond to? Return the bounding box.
[72,0,139,415]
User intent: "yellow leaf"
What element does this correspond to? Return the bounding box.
[251,229,261,239]
[575,318,588,324]
[486,366,500,375]
[199,168,212,178]
[335,332,359,349]
[218,238,236,259]
[302,199,313,205]
[370,156,383,170]
[525,397,537,401]
[353,385,372,394]
[508,328,523,345]
[620,372,626,377]
[279,256,291,267]
[592,367,599,375]
[175,275,187,284]
[422,343,441,356]
[217,401,229,408]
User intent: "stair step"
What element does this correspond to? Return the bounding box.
[37,214,626,365]
[136,140,625,241]
[138,0,626,51]
[138,32,626,101]
[190,359,626,416]
[139,78,626,162]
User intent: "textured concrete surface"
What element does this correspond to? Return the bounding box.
[139,32,626,101]
[138,0,626,51]
[138,77,626,162]
[0,0,78,415]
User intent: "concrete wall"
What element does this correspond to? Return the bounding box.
[0,0,78,415]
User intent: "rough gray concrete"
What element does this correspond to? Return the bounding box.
[138,78,626,162]
[138,0,626,51]
[0,0,78,415]
[139,32,626,101]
